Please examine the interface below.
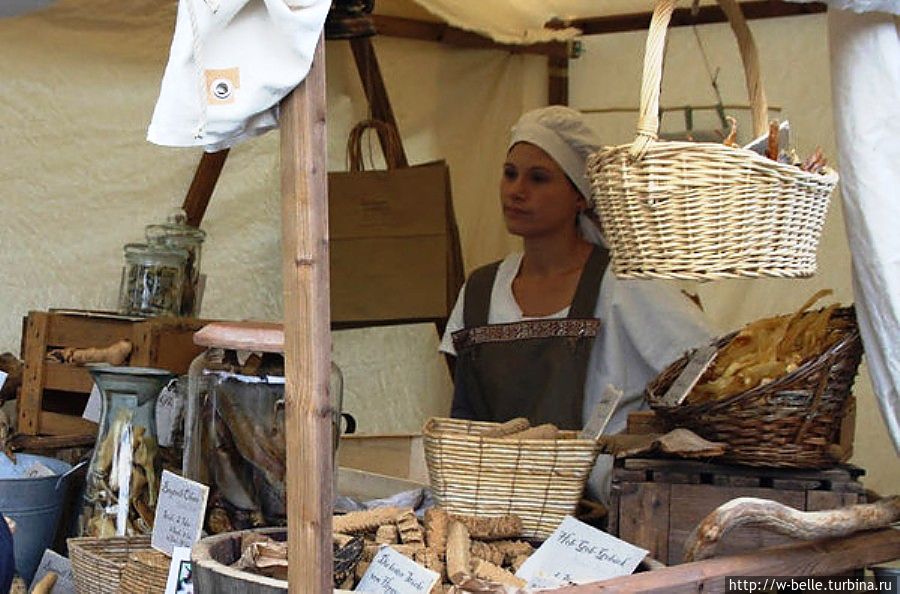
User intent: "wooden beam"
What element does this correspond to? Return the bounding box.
[554,528,900,593]
[349,37,409,167]
[548,55,569,106]
[371,14,570,58]
[182,149,230,227]
[569,1,827,36]
[280,36,333,593]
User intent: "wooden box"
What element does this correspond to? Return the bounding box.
[18,310,209,436]
[608,457,865,565]
[337,433,427,484]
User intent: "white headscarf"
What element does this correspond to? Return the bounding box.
[508,106,607,246]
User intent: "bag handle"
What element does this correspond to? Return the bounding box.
[630,0,769,159]
[347,119,405,172]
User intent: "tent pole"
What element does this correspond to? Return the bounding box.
[182,148,230,227]
[280,35,333,593]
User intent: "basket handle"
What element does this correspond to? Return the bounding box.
[630,0,769,160]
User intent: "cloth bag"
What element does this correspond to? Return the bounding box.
[147,0,330,151]
[328,120,464,323]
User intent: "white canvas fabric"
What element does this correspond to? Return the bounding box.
[788,0,900,14]
[147,0,330,151]
[440,252,714,501]
[828,8,900,452]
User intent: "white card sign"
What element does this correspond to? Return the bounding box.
[515,516,648,589]
[30,550,75,594]
[579,384,624,440]
[0,370,7,393]
[163,546,194,594]
[156,379,183,448]
[659,344,718,408]
[82,384,102,424]
[151,470,209,556]
[355,546,439,594]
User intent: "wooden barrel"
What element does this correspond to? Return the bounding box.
[192,528,287,594]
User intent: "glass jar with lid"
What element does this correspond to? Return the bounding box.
[118,242,187,317]
[145,209,206,316]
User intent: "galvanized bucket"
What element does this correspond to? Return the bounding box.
[0,453,75,582]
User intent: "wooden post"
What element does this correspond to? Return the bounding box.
[349,36,409,167]
[182,149,230,227]
[280,36,333,593]
[548,55,569,106]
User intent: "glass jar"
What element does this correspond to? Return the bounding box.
[186,353,353,533]
[145,209,206,317]
[118,242,187,317]
[79,366,174,537]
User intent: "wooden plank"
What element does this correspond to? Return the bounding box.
[11,433,95,450]
[39,411,97,437]
[667,484,805,565]
[45,314,133,349]
[336,434,424,482]
[623,458,863,485]
[626,411,671,435]
[617,483,671,562]
[548,55,569,106]
[182,149,230,227]
[42,361,93,393]
[19,312,50,435]
[569,1,827,36]
[348,36,409,167]
[193,321,285,352]
[280,36,332,593]
[150,319,208,374]
[371,14,569,58]
[554,529,900,594]
[807,490,861,512]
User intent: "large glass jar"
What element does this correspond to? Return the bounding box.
[186,352,353,534]
[145,209,206,317]
[79,366,174,537]
[118,242,187,317]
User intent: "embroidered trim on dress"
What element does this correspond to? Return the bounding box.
[452,319,601,351]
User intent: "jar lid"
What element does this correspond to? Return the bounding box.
[145,208,206,244]
[123,242,188,264]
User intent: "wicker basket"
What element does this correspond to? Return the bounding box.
[646,307,862,468]
[587,0,838,280]
[68,536,152,594]
[423,417,600,539]
[119,549,171,593]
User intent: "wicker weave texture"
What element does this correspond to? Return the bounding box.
[646,308,862,468]
[68,536,152,594]
[119,549,170,594]
[424,418,600,539]
[588,0,838,281]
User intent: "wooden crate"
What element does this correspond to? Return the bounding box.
[18,310,209,436]
[608,457,865,565]
[337,433,427,483]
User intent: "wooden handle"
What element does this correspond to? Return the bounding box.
[630,0,769,159]
[683,495,900,562]
[347,119,405,171]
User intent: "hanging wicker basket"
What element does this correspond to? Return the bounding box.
[646,307,862,468]
[587,0,838,280]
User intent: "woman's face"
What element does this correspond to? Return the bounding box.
[500,142,585,239]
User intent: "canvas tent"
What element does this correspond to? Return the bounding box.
[0,0,897,573]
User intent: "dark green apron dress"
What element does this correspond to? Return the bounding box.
[450,245,609,430]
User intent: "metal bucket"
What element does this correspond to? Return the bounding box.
[0,454,73,582]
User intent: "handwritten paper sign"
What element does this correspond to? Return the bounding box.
[515,516,648,589]
[355,545,439,594]
[152,470,209,556]
[156,379,183,448]
[30,550,75,594]
[0,370,7,393]
[23,461,57,478]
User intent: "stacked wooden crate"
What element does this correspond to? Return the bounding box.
[18,310,208,436]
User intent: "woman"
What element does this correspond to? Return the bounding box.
[439,106,714,500]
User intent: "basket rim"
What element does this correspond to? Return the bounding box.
[422,417,598,447]
[646,306,859,415]
[589,140,839,186]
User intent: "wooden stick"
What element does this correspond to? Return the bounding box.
[182,149,230,227]
[281,35,332,593]
[684,495,900,562]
